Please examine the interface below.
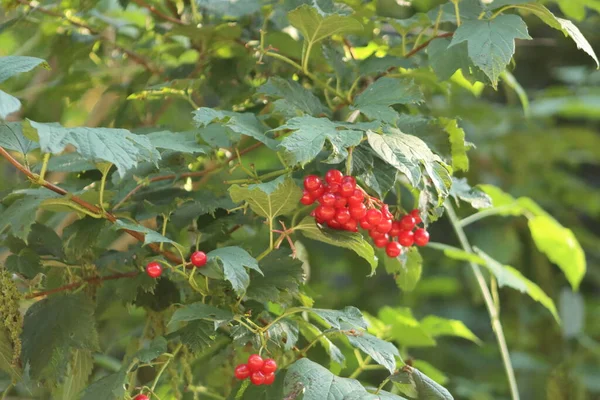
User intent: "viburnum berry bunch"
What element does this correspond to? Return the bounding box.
[133,395,149,400]
[234,354,277,386]
[301,170,430,258]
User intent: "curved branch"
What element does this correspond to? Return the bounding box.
[25,271,139,299]
[405,32,454,58]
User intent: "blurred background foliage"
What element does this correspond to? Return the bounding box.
[0,0,599,399]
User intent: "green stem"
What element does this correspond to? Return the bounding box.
[150,344,183,393]
[38,153,50,182]
[259,307,304,333]
[489,5,512,19]
[375,377,391,394]
[459,205,515,227]
[160,214,168,251]
[452,0,461,26]
[348,353,373,379]
[302,41,314,73]
[445,201,520,400]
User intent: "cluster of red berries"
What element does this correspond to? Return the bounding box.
[234,354,277,386]
[134,395,149,400]
[145,250,208,278]
[300,170,430,258]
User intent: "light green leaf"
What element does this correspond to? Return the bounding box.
[193,108,278,149]
[438,117,469,172]
[449,15,532,87]
[391,366,454,400]
[420,316,481,344]
[345,328,399,374]
[207,246,262,295]
[246,249,304,305]
[449,178,492,209]
[352,78,423,124]
[53,349,93,400]
[229,176,302,220]
[555,18,599,68]
[147,130,209,154]
[295,217,377,271]
[80,366,128,400]
[474,248,559,321]
[528,216,586,291]
[258,77,328,116]
[0,188,59,241]
[0,56,47,83]
[0,122,38,156]
[168,302,233,326]
[0,89,21,119]
[21,293,100,380]
[113,219,180,248]
[307,306,367,329]
[288,5,363,51]
[276,116,363,165]
[378,307,436,348]
[29,121,160,178]
[553,0,600,22]
[411,360,448,386]
[382,247,423,292]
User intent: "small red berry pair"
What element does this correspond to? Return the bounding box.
[134,395,149,400]
[145,251,208,279]
[235,354,277,386]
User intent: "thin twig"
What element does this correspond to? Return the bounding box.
[405,32,454,58]
[25,271,139,299]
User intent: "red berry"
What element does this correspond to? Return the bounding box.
[389,221,402,237]
[410,209,422,224]
[335,208,351,224]
[342,176,356,186]
[347,189,364,206]
[334,194,347,208]
[374,236,389,248]
[328,182,341,193]
[325,169,344,185]
[339,182,355,197]
[250,371,266,385]
[400,215,416,231]
[262,359,277,374]
[343,218,358,232]
[264,372,276,385]
[300,190,315,205]
[398,230,414,247]
[365,209,382,225]
[235,364,251,380]
[327,219,342,230]
[369,229,386,239]
[190,251,207,267]
[310,185,325,198]
[316,205,336,221]
[359,218,373,230]
[375,218,393,233]
[349,203,367,220]
[414,228,430,246]
[381,204,393,220]
[386,241,402,257]
[304,175,322,191]
[134,395,150,400]
[319,193,336,207]
[146,262,162,278]
[247,354,264,372]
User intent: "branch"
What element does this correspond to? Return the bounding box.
[16,0,161,75]
[405,32,454,58]
[130,0,186,25]
[0,146,182,264]
[25,271,139,299]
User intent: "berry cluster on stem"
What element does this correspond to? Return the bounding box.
[301,170,430,258]
[235,354,277,386]
[145,251,208,278]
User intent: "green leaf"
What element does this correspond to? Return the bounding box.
[307,306,367,329]
[147,130,209,154]
[193,108,278,149]
[295,217,377,272]
[0,188,59,241]
[411,360,448,386]
[438,118,469,172]
[449,178,492,209]
[206,246,262,295]
[276,116,363,165]
[449,15,532,87]
[63,218,110,262]
[528,216,586,291]
[378,307,436,348]
[80,366,128,400]
[384,247,423,292]
[229,176,302,221]
[288,5,363,51]
[169,302,233,327]
[53,349,93,400]
[367,129,452,202]
[352,78,423,124]
[553,0,600,21]
[420,316,481,344]
[135,336,167,363]
[266,320,300,351]
[258,77,328,116]
[283,358,372,400]
[298,321,345,367]
[6,248,42,279]
[29,121,160,178]
[171,320,222,353]
[391,366,454,400]
[345,328,399,374]
[246,249,304,304]
[473,248,559,321]
[428,38,472,81]
[0,325,21,380]
[112,219,181,248]
[196,0,262,17]
[0,90,22,119]
[559,288,584,339]
[427,0,483,24]
[0,56,47,83]
[21,293,100,380]
[554,18,599,68]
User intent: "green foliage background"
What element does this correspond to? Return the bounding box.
[0,0,599,399]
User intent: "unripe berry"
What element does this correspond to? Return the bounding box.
[304,175,322,191]
[264,372,276,385]
[145,262,162,278]
[190,251,207,267]
[365,209,382,225]
[400,215,416,231]
[247,354,264,372]
[250,371,266,385]
[234,364,251,380]
[398,230,414,247]
[325,169,344,185]
[262,359,277,374]
[414,228,430,246]
[386,241,402,258]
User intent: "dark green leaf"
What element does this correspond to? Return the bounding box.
[6,248,42,279]
[352,78,423,124]
[298,321,345,367]
[52,349,93,400]
[147,130,209,154]
[206,246,262,295]
[170,320,221,353]
[169,302,233,326]
[0,189,60,241]
[135,336,167,363]
[258,77,328,116]
[246,249,304,304]
[80,366,128,400]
